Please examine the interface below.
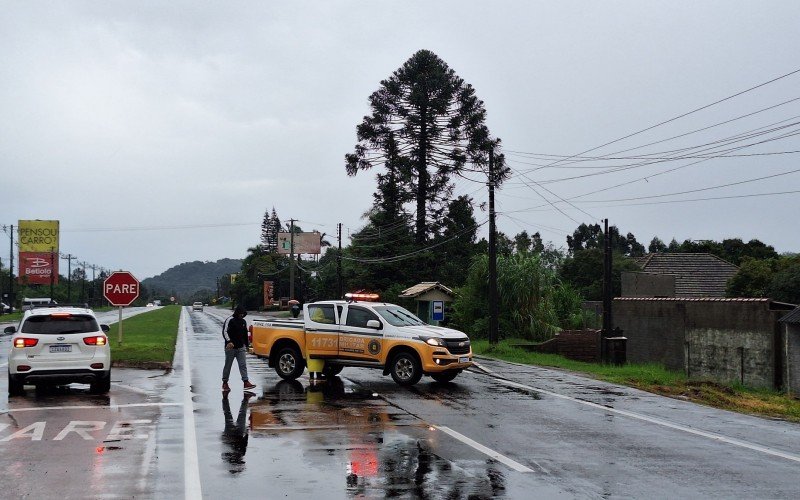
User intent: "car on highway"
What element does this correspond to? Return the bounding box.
[192,302,204,312]
[4,305,112,395]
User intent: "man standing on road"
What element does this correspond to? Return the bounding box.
[222,305,257,393]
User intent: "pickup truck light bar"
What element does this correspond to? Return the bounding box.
[344,292,380,302]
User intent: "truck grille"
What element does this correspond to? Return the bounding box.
[444,338,470,355]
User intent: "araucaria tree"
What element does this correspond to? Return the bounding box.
[346,49,506,243]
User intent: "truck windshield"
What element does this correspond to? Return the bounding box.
[374,306,426,327]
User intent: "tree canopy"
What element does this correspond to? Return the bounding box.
[346,49,506,243]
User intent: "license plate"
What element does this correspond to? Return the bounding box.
[49,345,72,353]
[458,356,469,364]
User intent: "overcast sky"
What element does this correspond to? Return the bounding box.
[1,1,799,279]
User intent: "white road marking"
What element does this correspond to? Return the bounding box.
[0,402,182,414]
[0,362,7,369]
[53,420,105,440]
[485,373,800,464]
[181,308,203,500]
[435,425,536,473]
[111,382,152,396]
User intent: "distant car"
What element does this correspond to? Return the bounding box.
[5,305,112,395]
[1,302,12,314]
[146,302,154,307]
[192,302,203,312]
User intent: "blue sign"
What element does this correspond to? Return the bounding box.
[432,300,444,321]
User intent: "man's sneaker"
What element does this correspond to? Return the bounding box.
[243,381,257,391]
[222,382,231,393]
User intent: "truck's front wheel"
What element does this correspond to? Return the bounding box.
[275,346,305,380]
[389,351,423,386]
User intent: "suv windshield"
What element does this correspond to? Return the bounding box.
[374,306,426,327]
[21,314,99,335]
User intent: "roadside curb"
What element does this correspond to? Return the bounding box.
[112,360,173,370]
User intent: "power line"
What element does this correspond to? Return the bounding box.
[530,66,800,170]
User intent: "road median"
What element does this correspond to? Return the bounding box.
[110,305,181,369]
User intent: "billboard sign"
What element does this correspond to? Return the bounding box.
[18,220,60,285]
[19,252,59,285]
[263,281,274,308]
[277,232,322,255]
[18,220,59,253]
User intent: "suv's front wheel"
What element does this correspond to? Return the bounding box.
[389,351,423,386]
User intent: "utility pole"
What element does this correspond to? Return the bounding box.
[9,224,15,307]
[79,261,86,302]
[601,218,613,362]
[337,222,343,299]
[62,253,76,302]
[90,264,97,306]
[289,219,296,300]
[488,146,499,345]
[50,247,55,298]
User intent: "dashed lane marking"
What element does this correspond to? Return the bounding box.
[435,425,537,473]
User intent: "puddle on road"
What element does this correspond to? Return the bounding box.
[207,377,532,498]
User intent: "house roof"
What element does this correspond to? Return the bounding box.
[399,281,454,298]
[780,307,800,324]
[633,253,739,298]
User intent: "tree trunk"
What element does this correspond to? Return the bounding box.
[416,104,428,244]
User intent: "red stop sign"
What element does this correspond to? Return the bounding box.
[103,271,140,306]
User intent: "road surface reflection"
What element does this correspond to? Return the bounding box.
[247,377,508,498]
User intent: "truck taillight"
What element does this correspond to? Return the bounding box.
[14,338,39,348]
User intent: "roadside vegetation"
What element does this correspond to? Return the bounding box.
[110,305,181,368]
[473,340,800,422]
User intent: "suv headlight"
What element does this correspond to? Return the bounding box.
[420,336,444,347]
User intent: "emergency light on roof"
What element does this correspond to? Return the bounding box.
[345,292,380,302]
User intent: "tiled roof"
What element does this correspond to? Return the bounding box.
[399,281,454,298]
[633,253,739,298]
[780,307,800,324]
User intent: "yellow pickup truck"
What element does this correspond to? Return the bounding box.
[249,298,472,386]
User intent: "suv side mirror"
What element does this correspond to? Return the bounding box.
[366,319,381,330]
[4,326,16,334]
[100,324,110,333]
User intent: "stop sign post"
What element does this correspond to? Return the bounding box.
[104,271,140,344]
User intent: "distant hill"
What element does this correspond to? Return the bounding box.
[142,258,242,298]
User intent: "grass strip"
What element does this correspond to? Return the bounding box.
[110,306,181,367]
[473,339,800,422]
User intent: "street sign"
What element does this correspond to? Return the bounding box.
[103,271,140,306]
[432,300,444,322]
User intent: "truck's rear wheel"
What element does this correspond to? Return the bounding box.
[430,370,459,383]
[275,346,305,380]
[389,351,423,386]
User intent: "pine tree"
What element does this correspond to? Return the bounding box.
[346,49,506,243]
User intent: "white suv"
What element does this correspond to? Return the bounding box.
[5,305,112,395]
[192,302,203,311]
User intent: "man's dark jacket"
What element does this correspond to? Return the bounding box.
[223,314,249,348]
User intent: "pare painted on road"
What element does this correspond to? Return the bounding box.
[0,419,152,442]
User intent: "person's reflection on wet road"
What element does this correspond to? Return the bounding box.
[221,392,252,474]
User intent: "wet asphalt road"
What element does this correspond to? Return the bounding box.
[3,306,800,498]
